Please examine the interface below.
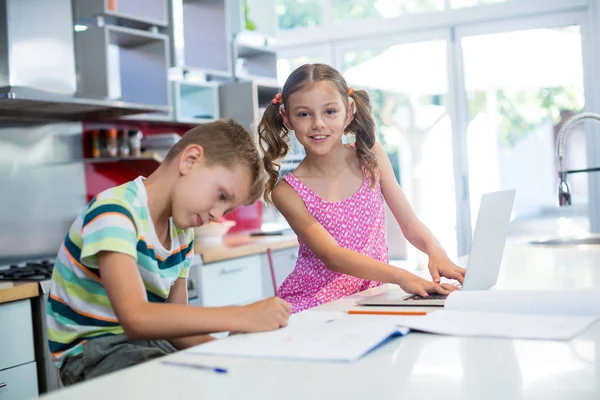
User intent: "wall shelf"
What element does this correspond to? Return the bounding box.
[172,81,219,123]
[73,0,169,28]
[84,153,163,164]
[84,152,163,180]
[75,24,172,120]
[219,81,280,142]
[233,32,278,82]
[169,0,233,76]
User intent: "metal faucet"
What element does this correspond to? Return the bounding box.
[556,112,600,206]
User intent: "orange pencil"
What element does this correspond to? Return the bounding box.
[347,310,427,316]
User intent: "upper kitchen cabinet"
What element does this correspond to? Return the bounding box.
[233,0,279,83]
[219,80,279,138]
[0,0,168,121]
[74,25,172,119]
[168,0,278,82]
[73,0,169,29]
[233,31,278,83]
[168,0,234,78]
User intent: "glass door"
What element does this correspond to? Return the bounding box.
[454,12,590,244]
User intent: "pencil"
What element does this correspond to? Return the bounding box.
[347,310,427,316]
[266,248,278,295]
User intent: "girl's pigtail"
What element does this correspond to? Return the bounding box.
[346,89,378,187]
[257,94,290,204]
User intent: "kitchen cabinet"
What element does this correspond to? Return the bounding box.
[189,255,264,307]
[0,300,38,399]
[168,0,234,77]
[219,81,280,138]
[74,25,171,119]
[188,245,299,306]
[171,81,220,124]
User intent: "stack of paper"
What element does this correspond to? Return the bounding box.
[397,289,600,340]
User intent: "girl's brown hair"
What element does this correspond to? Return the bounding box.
[165,119,265,205]
[257,63,378,204]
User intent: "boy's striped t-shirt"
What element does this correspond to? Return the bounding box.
[46,176,194,367]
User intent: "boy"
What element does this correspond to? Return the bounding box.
[47,120,291,385]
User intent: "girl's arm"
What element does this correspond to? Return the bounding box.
[371,142,466,283]
[272,180,457,297]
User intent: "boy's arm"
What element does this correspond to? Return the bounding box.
[165,278,216,349]
[98,251,290,340]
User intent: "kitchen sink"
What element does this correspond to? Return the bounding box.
[526,235,600,247]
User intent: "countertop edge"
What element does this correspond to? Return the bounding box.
[0,282,40,304]
[195,235,299,264]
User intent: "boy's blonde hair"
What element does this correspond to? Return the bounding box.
[165,119,265,205]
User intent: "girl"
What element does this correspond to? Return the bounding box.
[258,64,465,313]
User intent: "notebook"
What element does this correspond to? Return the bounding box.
[190,311,409,362]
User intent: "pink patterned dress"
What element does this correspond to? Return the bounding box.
[278,166,388,314]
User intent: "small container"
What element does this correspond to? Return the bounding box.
[128,130,143,157]
[91,130,102,158]
[106,129,118,157]
[99,129,108,157]
[118,130,130,157]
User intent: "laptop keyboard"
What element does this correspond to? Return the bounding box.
[405,293,448,301]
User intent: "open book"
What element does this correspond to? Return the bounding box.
[396,289,600,341]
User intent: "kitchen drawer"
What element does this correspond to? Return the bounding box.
[0,362,38,400]
[0,300,35,371]
[198,255,263,307]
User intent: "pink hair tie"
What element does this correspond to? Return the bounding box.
[272,93,283,105]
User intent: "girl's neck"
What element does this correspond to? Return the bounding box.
[143,164,175,232]
[303,142,350,178]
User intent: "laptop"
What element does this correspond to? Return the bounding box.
[357,189,516,307]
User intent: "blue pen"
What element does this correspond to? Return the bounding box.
[161,360,228,374]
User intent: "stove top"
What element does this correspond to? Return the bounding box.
[0,259,54,282]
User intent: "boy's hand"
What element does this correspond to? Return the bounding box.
[428,249,466,284]
[397,273,461,298]
[239,297,291,332]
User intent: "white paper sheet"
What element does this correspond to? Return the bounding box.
[398,310,598,340]
[191,313,409,362]
[445,289,600,316]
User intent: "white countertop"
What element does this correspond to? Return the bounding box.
[42,234,600,400]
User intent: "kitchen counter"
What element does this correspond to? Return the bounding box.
[41,233,600,400]
[194,233,298,264]
[0,281,39,304]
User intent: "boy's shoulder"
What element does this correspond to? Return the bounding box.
[87,178,145,217]
[94,178,143,206]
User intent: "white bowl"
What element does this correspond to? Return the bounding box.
[193,220,236,243]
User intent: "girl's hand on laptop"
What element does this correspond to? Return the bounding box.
[427,249,466,284]
[398,273,461,298]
